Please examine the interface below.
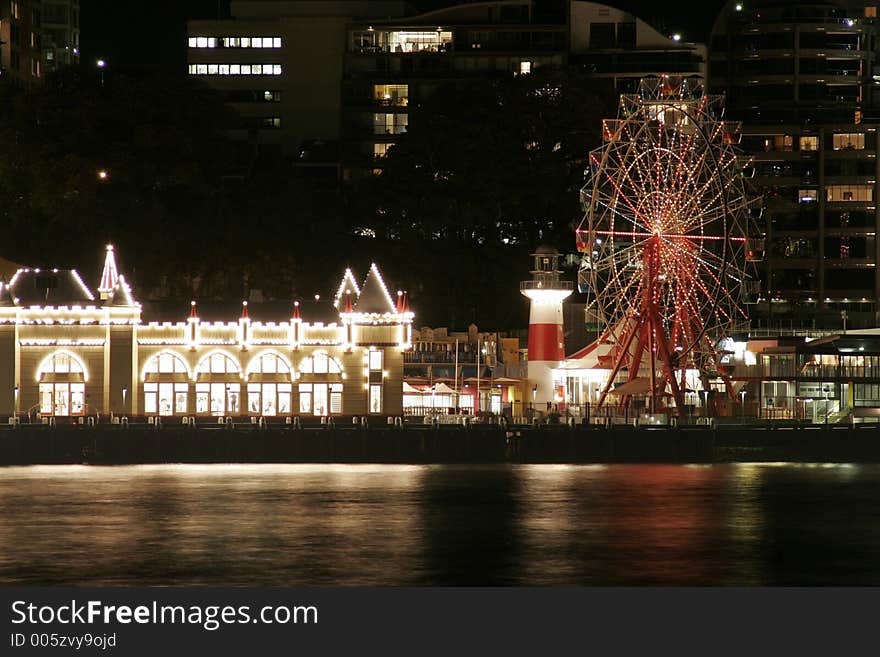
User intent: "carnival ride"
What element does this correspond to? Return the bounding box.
[576,77,763,412]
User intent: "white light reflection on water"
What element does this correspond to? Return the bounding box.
[0,463,879,586]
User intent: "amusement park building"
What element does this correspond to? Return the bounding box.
[708,0,880,329]
[0,247,413,420]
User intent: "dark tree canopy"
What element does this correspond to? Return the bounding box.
[347,66,615,327]
[0,64,613,329]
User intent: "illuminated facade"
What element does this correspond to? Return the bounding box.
[0,246,413,419]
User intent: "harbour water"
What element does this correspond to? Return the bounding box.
[1,463,878,586]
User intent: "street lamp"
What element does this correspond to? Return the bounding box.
[739,389,747,424]
[701,389,709,419]
[823,388,830,424]
[122,387,128,412]
[13,385,19,417]
[96,58,106,87]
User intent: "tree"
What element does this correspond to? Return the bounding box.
[0,68,239,286]
[347,66,615,327]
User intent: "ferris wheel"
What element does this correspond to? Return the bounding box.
[576,76,762,410]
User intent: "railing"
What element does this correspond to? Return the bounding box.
[519,280,574,291]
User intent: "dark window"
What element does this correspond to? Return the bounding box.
[589,22,615,49]
[616,22,636,49]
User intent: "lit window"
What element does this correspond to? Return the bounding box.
[799,136,818,151]
[145,382,188,416]
[145,352,188,374]
[273,37,281,48]
[798,189,818,203]
[188,63,279,76]
[374,84,408,107]
[833,133,865,150]
[369,350,383,371]
[298,352,342,375]
[298,383,343,416]
[373,113,408,135]
[374,143,393,160]
[369,384,383,414]
[827,185,873,202]
[36,351,87,416]
[241,37,250,48]
[519,61,532,75]
[196,36,208,48]
[770,135,794,151]
[196,352,241,375]
[247,382,292,416]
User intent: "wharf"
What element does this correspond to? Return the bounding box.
[1,421,880,465]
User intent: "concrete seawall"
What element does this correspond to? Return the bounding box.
[2,424,880,464]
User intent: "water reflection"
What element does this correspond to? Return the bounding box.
[0,463,878,585]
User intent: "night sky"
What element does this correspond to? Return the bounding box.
[80,0,728,74]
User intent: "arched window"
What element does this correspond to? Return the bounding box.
[195,351,242,416]
[36,350,88,416]
[246,352,293,416]
[297,351,344,416]
[142,351,191,416]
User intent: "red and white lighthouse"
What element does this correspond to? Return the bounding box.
[520,246,573,406]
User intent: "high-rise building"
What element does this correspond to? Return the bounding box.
[187,1,705,178]
[187,1,413,165]
[709,0,880,329]
[0,0,43,84]
[568,0,705,93]
[41,0,79,74]
[341,0,568,178]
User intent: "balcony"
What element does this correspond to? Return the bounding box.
[519,280,574,292]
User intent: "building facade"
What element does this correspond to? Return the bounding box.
[568,0,705,93]
[187,1,705,177]
[40,0,79,74]
[0,0,43,84]
[708,0,880,329]
[0,247,413,420]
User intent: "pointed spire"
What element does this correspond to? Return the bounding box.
[189,300,198,319]
[355,263,397,314]
[345,290,353,312]
[98,244,119,299]
[241,300,249,320]
[334,268,361,309]
[105,275,136,307]
[292,300,301,321]
[396,290,403,313]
